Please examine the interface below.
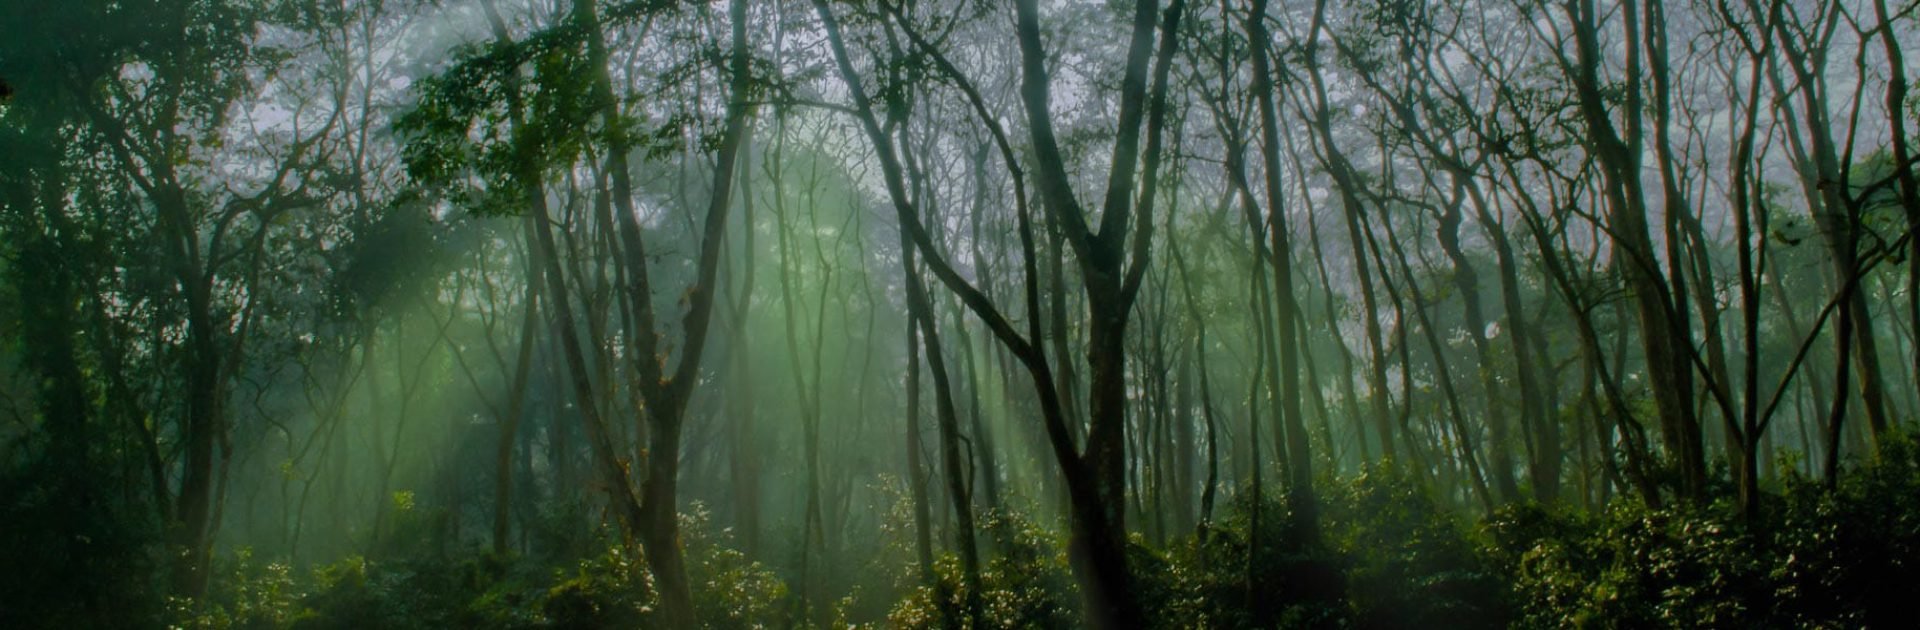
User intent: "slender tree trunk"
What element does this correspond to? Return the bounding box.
[494,278,539,555]
[897,112,986,620]
[1378,209,1495,512]
[905,310,938,591]
[1248,0,1317,534]
[1565,0,1706,502]
[1170,226,1220,537]
[910,265,986,622]
[1868,0,1920,414]
[1431,183,1518,503]
[170,205,224,600]
[571,0,753,623]
[727,136,762,556]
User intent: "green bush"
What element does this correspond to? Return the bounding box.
[1323,469,1509,629]
[1487,505,1767,628]
[170,547,304,630]
[1150,467,1504,628]
[106,436,1920,628]
[1488,431,1920,628]
[0,462,164,629]
[1767,430,1920,628]
[539,545,653,630]
[680,504,791,629]
[166,500,799,629]
[888,509,1079,629]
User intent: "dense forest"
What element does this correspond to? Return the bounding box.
[4,0,1919,627]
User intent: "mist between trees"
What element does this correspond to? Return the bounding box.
[3,0,1919,627]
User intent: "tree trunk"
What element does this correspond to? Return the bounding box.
[1564,0,1707,501]
[494,277,539,555]
[1253,0,1318,545]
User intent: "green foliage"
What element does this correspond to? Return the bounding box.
[168,547,303,629]
[1322,469,1510,628]
[1488,431,1920,628]
[540,545,654,629]
[888,510,1080,629]
[158,500,796,630]
[679,504,791,628]
[1150,467,1504,628]
[1147,490,1348,628]
[142,438,1920,629]
[1486,505,1767,628]
[393,0,711,219]
[0,461,164,629]
[1767,431,1920,628]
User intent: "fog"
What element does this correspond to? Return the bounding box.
[4,0,1919,627]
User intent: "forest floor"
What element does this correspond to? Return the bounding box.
[19,432,1886,629]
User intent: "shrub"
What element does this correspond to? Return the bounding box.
[1489,432,1920,628]
[1323,469,1509,629]
[888,509,1079,629]
[681,504,791,629]
[1489,506,1766,628]
[170,547,304,630]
